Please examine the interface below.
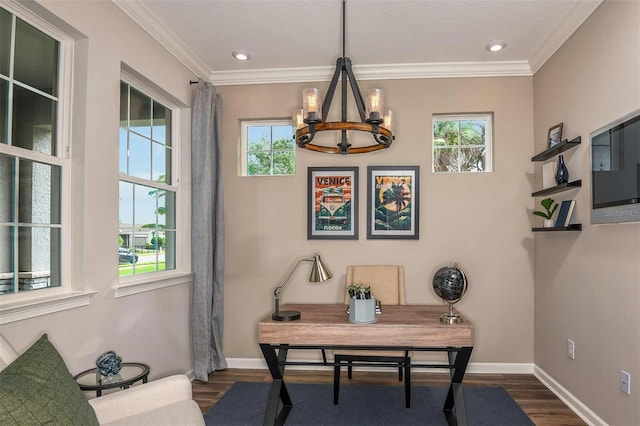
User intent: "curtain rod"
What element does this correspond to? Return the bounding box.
[189,80,198,85]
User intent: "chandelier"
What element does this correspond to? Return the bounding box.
[293,0,395,155]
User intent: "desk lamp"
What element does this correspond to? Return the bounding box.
[272,253,333,321]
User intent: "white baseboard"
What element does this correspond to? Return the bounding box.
[226,357,533,374]
[533,365,607,426]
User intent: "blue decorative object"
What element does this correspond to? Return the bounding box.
[555,154,569,184]
[96,351,122,377]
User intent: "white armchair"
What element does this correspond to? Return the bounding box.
[0,333,204,426]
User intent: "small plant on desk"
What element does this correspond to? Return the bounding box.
[347,284,371,299]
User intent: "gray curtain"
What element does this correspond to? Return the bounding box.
[191,81,227,380]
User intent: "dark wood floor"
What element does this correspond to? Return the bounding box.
[192,368,586,425]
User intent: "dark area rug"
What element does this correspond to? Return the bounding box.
[204,382,534,425]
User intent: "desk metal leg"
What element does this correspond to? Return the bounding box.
[404,352,411,408]
[260,343,292,426]
[443,346,473,426]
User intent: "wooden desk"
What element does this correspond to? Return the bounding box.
[258,304,474,426]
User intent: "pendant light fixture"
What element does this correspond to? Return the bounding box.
[293,0,395,155]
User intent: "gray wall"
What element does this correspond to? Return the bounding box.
[533,1,640,424]
[1,0,194,380]
[218,76,536,364]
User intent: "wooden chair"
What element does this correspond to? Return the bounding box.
[332,265,412,407]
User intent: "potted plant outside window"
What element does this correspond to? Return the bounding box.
[533,197,558,227]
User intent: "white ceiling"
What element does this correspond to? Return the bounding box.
[113,0,602,85]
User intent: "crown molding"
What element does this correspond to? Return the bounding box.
[111,0,599,85]
[209,61,533,86]
[528,0,603,74]
[111,0,209,79]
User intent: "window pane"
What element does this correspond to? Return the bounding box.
[163,230,175,271]
[12,85,57,155]
[119,181,133,225]
[459,147,487,172]
[247,126,270,150]
[120,82,128,124]
[460,120,485,146]
[17,159,61,224]
[0,79,7,144]
[158,190,176,229]
[434,148,459,172]
[0,226,14,294]
[14,17,58,96]
[128,133,151,180]
[17,226,60,291]
[134,184,157,228]
[0,8,11,77]
[273,151,295,175]
[272,126,295,149]
[151,141,166,182]
[248,152,271,176]
[129,87,151,138]
[119,127,128,174]
[0,154,14,222]
[433,121,459,147]
[152,102,170,145]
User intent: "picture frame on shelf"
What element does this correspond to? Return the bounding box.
[307,167,358,240]
[548,123,563,148]
[367,166,420,240]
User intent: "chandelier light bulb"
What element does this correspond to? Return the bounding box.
[293,109,305,130]
[366,89,384,123]
[383,110,393,131]
[303,88,322,123]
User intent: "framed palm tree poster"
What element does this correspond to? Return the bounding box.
[308,167,358,240]
[367,166,420,239]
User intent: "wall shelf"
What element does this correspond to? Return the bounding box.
[531,136,581,162]
[531,133,582,232]
[531,180,582,197]
[532,224,582,232]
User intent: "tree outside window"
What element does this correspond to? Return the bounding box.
[242,120,295,176]
[432,114,493,173]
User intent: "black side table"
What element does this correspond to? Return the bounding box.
[74,362,150,397]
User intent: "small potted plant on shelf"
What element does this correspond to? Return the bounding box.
[533,197,558,227]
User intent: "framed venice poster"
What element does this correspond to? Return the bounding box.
[308,167,358,240]
[367,166,419,239]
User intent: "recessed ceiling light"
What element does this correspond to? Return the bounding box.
[486,41,507,52]
[232,51,251,61]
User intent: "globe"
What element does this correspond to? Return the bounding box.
[432,263,468,323]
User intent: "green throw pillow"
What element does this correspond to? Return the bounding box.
[0,334,99,425]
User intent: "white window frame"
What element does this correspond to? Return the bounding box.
[432,113,494,173]
[240,119,296,176]
[0,1,97,324]
[116,67,191,297]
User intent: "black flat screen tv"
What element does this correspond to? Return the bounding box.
[590,109,640,224]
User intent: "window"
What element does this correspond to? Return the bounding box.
[119,80,176,278]
[241,120,295,176]
[432,114,493,173]
[0,6,64,296]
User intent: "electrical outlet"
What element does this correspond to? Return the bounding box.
[621,370,631,395]
[567,339,575,360]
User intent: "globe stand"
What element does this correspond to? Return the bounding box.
[440,302,463,324]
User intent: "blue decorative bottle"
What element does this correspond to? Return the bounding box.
[555,155,569,184]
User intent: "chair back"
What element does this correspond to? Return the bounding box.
[344,265,405,305]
